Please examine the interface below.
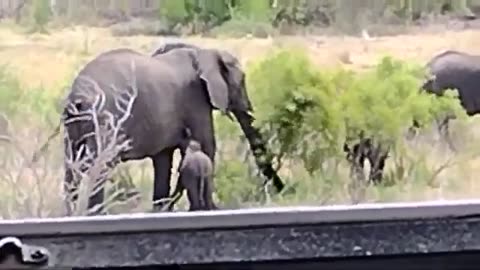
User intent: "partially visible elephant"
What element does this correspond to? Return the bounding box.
[420,50,480,149]
[422,50,480,115]
[170,133,216,211]
[343,137,389,185]
[346,50,480,184]
[61,42,285,215]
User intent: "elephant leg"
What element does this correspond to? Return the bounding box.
[63,166,78,216]
[204,177,218,210]
[168,173,185,211]
[188,118,216,164]
[369,151,387,185]
[152,147,175,211]
[438,117,456,152]
[186,179,202,211]
[352,154,366,182]
[348,142,367,182]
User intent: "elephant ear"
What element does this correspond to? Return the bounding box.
[196,49,230,113]
[218,50,243,85]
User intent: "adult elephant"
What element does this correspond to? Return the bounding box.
[422,50,480,114]
[350,49,479,184]
[420,50,480,149]
[61,42,285,215]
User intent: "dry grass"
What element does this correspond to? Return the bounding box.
[3,26,480,88]
[2,24,480,218]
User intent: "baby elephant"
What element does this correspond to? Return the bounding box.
[169,137,217,211]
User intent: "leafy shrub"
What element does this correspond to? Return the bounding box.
[110,18,179,37]
[33,0,51,32]
[212,114,265,207]
[208,16,276,38]
[246,47,467,179]
[0,65,24,117]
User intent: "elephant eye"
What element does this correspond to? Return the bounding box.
[74,103,83,111]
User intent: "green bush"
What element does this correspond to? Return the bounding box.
[212,113,265,207]
[0,65,24,117]
[32,0,51,33]
[246,47,467,178]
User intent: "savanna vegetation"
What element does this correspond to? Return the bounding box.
[0,0,480,218]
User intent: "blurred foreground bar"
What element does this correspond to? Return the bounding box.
[1,200,480,269]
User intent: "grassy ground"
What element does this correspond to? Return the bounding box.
[1,24,480,219]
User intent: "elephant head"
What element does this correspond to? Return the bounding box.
[152,42,285,192]
[60,84,124,215]
[152,42,252,115]
[60,99,98,215]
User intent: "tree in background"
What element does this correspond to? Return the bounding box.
[32,0,51,33]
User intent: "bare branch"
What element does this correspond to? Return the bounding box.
[63,60,139,216]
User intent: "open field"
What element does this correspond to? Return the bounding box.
[2,26,480,88]
[1,24,480,219]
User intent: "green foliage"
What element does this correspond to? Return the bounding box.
[208,16,276,38]
[32,0,51,32]
[212,114,264,207]
[247,48,466,176]
[159,0,190,25]
[236,0,272,22]
[0,63,65,125]
[0,65,23,117]
[214,158,262,207]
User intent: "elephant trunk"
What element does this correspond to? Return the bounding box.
[232,109,285,193]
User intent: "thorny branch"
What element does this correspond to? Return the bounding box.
[63,60,139,216]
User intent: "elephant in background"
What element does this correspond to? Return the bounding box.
[343,137,389,185]
[345,49,480,184]
[419,50,480,149]
[61,42,285,215]
[422,50,480,115]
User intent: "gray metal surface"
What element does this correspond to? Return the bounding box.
[10,208,480,268]
[1,199,480,236]
[2,200,480,268]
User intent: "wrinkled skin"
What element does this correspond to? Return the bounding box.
[62,42,284,215]
[170,139,216,211]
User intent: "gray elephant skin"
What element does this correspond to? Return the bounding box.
[422,50,480,115]
[170,134,216,211]
[61,42,285,215]
[419,50,480,148]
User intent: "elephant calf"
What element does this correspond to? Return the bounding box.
[169,134,217,211]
